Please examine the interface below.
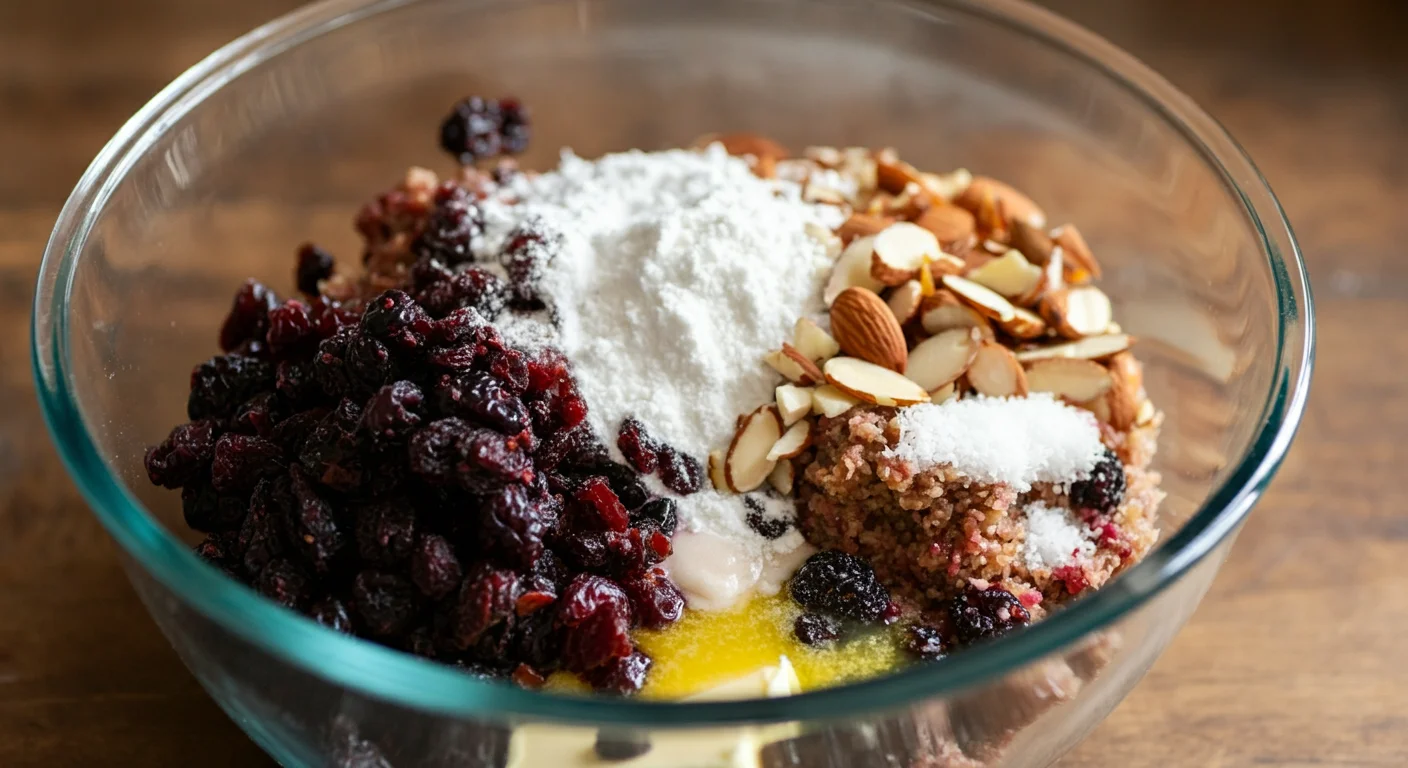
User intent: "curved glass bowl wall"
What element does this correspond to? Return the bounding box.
[32,0,1311,765]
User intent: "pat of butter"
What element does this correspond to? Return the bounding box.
[506,658,800,768]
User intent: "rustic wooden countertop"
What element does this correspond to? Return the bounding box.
[1,0,1403,765]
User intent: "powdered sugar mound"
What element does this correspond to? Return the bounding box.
[473,145,836,604]
[1021,501,1096,572]
[885,394,1105,491]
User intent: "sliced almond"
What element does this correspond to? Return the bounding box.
[1012,333,1134,363]
[764,345,822,385]
[967,341,1028,397]
[919,290,994,337]
[803,146,843,168]
[1135,399,1158,427]
[708,450,729,492]
[712,132,789,162]
[793,318,841,362]
[774,158,818,184]
[767,420,813,461]
[768,459,795,495]
[906,328,979,391]
[871,222,941,286]
[926,252,967,279]
[1104,351,1142,431]
[829,287,908,372]
[913,204,977,248]
[838,213,894,244]
[954,176,1047,228]
[1039,284,1113,340]
[803,178,849,205]
[1052,224,1102,282]
[931,381,957,405]
[999,306,1047,340]
[886,280,924,325]
[781,344,825,384]
[823,357,930,406]
[1083,393,1113,424]
[1016,245,1064,307]
[776,384,814,426]
[724,405,783,493]
[811,384,861,418]
[965,248,1042,299]
[942,274,1017,323]
[840,147,879,195]
[824,236,886,305]
[1009,219,1055,266]
[917,168,973,202]
[804,221,843,260]
[1025,358,1114,402]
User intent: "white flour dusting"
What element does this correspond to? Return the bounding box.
[473,145,838,605]
[1021,501,1096,572]
[885,394,1105,491]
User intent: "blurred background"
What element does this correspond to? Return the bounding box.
[0,0,1403,765]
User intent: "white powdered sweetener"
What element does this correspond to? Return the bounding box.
[475,145,837,609]
[884,393,1106,491]
[1021,501,1096,572]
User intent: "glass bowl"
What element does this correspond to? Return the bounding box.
[31,0,1312,765]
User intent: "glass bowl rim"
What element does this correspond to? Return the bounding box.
[30,0,1314,727]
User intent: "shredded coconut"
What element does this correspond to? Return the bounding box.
[1021,501,1096,572]
[884,393,1105,491]
[473,145,838,605]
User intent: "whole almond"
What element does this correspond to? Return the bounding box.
[914,204,976,247]
[1009,219,1055,266]
[838,213,895,244]
[829,287,909,372]
[954,176,1047,229]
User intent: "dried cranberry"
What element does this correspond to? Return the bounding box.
[314,327,399,400]
[181,483,248,533]
[240,480,288,576]
[354,501,416,566]
[361,289,433,353]
[556,574,633,674]
[299,400,365,492]
[352,571,419,636]
[905,624,950,660]
[948,585,1031,645]
[269,407,327,454]
[745,498,790,539]
[454,427,534,491]
[630,498,678,537]
[144,419,220,488]
[1070,448,1126,514]
[412,184,484,266]
[533,424,606,471]
[573,477,630,533]
[265,300,321,360]
[452,566,522,650]
[309,598,354,633]
[584,649,652,695]
[284,466,347,574]
[622,570,684,630]
[417,267,507,319]
[498,225,552,308]
[219,279,277,352]
[295,243,336,297]
[480,484,557,570]
[433,371,530,435]
[210,434,286,494]
[257,557,311,610]
[789,550,890,623]
[525,349,571,396]
[616,417,660,474]
[275,360,323,407]
[657,447,704,495]
[231,392,286,437]
[188,354,275,420]
[595,462,649,511]
[360,381,424,442]
[438,96,531,164]
[794,613,842,646]
[411,534,463,599]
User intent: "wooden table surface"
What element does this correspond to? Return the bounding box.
[1,0,1404,765]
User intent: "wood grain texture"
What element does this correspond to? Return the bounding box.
[1,0,1404,765]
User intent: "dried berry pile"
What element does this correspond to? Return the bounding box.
[144,97,688,694]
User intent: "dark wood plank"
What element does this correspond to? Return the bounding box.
[2,0,1404,765]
